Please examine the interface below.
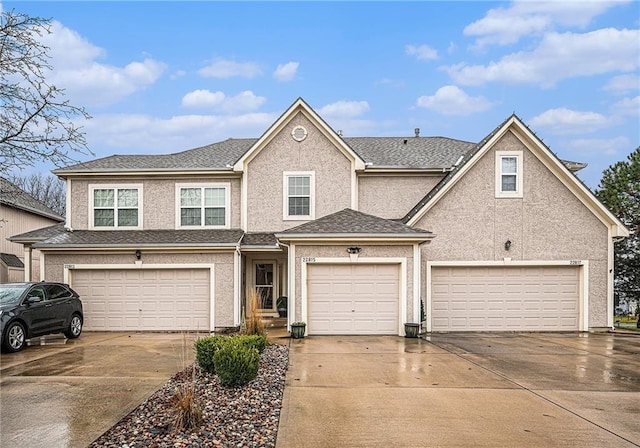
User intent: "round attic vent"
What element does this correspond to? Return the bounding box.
[291,125,308,142]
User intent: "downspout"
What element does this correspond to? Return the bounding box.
[234,235,243,327]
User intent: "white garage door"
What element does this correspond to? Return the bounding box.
[71,269,210,331]
[431,266,580,331]
[307,264,399,335]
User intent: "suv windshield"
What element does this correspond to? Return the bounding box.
[0,285,29,306]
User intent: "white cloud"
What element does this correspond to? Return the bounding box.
[448,28,640,87]
[38,22,166,107]
[181,90,266,112]
[464,0,628,47]
[565,136,629,156]
[603,74,640,94]
[529,108,611,134]
[273,62,299,81]
[611,96,640,117]
[319,100,370,118]
[405,44,438,61]
[198,58,262,78]
[84,112,276,154]
[181,90,226,108]
[170,70,187,80]
[416,86,494,116]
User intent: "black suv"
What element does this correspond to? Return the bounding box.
[0,282,83,352]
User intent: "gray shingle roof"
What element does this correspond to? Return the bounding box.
[54,135,476,173]
[54,139,256,173]
[278,208,433,237]
[8,223,67,242]
[241,233,278,247]
[0,178,64,221]
[32,228,244,248]
[346,137,475,169]
[0,253,24,268]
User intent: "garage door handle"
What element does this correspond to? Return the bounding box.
[352,310,355,312]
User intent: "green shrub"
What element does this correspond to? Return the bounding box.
[194,335,233,374]
[194,334,267,375]
[238,334,267,353]
[213,341,260,387]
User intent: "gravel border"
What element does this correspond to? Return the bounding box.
[90,344,289,448]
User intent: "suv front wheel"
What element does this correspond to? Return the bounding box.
[3,321,27,352]
[65,314,83,339]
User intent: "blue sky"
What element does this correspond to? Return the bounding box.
[4,0,639,189]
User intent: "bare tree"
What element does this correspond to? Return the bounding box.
[8,172,65,215]
[0,9,92,171]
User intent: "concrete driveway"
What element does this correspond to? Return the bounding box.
[277,333,640,448]
[0,331,196,448]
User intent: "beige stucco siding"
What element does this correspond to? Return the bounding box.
[293,244,416,323]
[246,113,352,232]
[415,130,609,327]
[69,177,241,230]
[358,175,443,219]
[42,251,236,328]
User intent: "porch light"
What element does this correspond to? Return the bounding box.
[504,240,512,251]
[135,249,142,260]
[347,246,361,254]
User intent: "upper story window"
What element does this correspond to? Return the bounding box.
[90,185,142,229]
[283,172,315,220]
[495,151,523,198]
[177,184,229,228]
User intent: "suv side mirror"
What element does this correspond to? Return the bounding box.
[27,296,43,304]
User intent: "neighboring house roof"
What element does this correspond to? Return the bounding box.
[7,223,67,243]
[0,177,64,222]
[29,228,245,249]
[276,208,434,240]
[0,253,24,268]
[402,114,629,238]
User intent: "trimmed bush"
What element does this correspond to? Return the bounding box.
[213,341,260,387]
[238,334,267,353]
[194,335,232,374]
[194,334,267,375]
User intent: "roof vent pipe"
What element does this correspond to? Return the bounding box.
[414,128,420,137]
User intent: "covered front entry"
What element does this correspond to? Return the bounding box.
[307,263,400,335]
[71,268,211,331]
[430,265,581,332]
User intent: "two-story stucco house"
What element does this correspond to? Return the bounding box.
[9,98,629,335]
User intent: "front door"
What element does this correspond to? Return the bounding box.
[254,261,276,313]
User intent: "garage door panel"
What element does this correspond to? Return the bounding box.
[72,268,210,331]
[308,264,399,335]
[432,266,579,332]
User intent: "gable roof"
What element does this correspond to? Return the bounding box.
[0,178,64,222]
[0,253,24,268]
[276,208,434,241]
[233,97,366,172]
[402,114,629,238]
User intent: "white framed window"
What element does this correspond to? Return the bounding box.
[495,151,523,198]
[283,171,315,220]
[176,183,230,228]
[89,184,143,229]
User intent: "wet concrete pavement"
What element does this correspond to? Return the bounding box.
[0,332,197,448]
[276,333,640,448]
[2,331,638,447]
